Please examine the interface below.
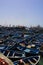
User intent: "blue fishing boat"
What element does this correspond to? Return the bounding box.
[0,44,40,61]
[0,53,40,65]
[14,55,40,65]
[0,26,43,65]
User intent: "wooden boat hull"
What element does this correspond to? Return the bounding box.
[0,53,14,65]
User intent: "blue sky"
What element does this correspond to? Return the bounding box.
[0,0,43,27]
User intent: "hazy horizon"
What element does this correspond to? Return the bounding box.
[0,0,43,27]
